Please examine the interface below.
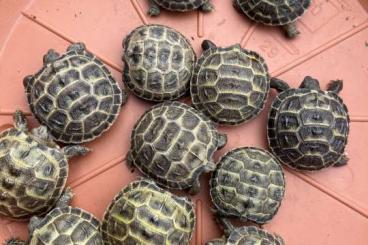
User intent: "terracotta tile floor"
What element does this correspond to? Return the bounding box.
[0,0,367,244]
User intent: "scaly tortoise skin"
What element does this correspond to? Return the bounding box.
[268,76,349,171]
[210,147,285,224]
[0,110,88,219]
[24,42,126,144]
[206,220,285,245]
[7,206,102,245]
[123,25,196,102]
[128,101,227,195]
[234,0,312,38]
[191,40,270,125]
[101,179,195,245]
[148,0,214,16]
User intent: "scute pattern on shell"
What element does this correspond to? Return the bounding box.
[191,44,270,125]
[25,44,124,143]
[129,101,222,190]
[210,147,285,224]
[101,179,195,245]
[154,0,206,11]
[236,0,311,25]
[268,89,349,170]
[29,206,102,245]
[227,226,285,245]
[123,25,196,101]
[0,128,67,219]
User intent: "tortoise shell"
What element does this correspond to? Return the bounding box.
[210,147,285,224]
[268,78,350,171]
[123,25,196,102]
[0,112,68,219]
[235,0,311,26]
[101,179,195,245]
[191,41,270,125]
[207,226,285,245]
[151,0,213,12]
[24,42,126,144]
[128,101,226,194]
[28,206,102,245]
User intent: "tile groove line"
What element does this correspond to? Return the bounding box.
[270,20,368,77]
[288,169,368,219]
[20,12,122,73]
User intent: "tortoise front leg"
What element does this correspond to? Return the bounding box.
[200,0,214,13]
[205,238,227,245]
[28,216,43,234]
[148,0,161,16]
[300,76,321,90]
[333,154,348,167]
[43,49,60,65]
[327,80,343,94]
[188,179,201,195]
[62,145,90,159]
[282,22,300,39]
[56,187,74,208]
[13,110,28,132]
[270,77,290,92]
[5,239,26,245]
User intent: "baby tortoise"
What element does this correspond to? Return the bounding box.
[128,101,227,195]
[24,42,126,144]
[7,206,102,245]
[191,40,270,125]
[101,179,195,245]
[148,0,214,16]
[207,219,285,245]
[0,110,88,219]
[268,76,349,171]
[123,24,196,102]
[210,147,285,224]
[234,0,311,38]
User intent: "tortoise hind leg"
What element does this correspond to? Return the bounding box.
[43,49,60,65]
[327,80,343,94]
[200,1,214,12]
[5,239,26,245]
[270,77,290,92]
[334,154,348,167]
[282,22,300,39]
[148,0,161,16]
[13,110,28,132]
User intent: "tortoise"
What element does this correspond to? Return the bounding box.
[123,24,196,102]
[268,76,350,171]
[191,40,270,125]
[234,0,312,38]
[210,147,285,224]
[101,179,196,245]
[24,42,127,144]
[0,110,89,219]
[206,219,284,245]
[148,0,214,16]
[7,205,103,245]
[128,101,227,195]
